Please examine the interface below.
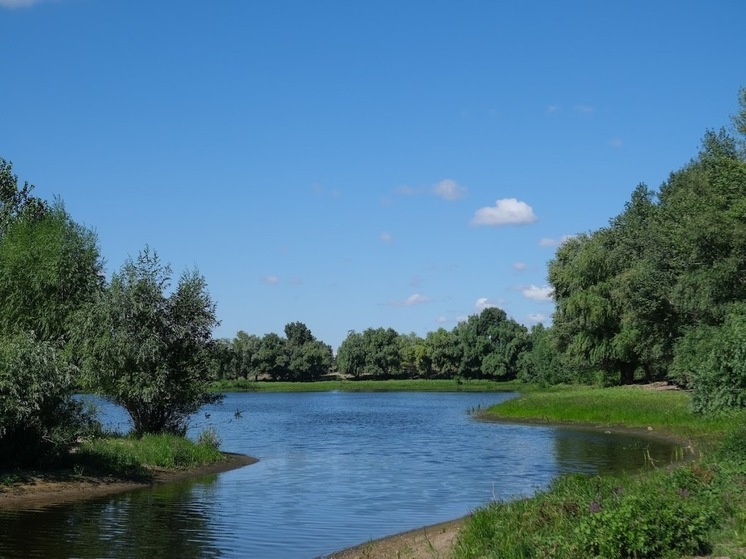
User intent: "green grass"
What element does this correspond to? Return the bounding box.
[480,384,742,442]
[74,434,226,479]
[211,378,521,393]
[455,385,746,559]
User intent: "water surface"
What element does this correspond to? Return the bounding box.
[0,391,683,558]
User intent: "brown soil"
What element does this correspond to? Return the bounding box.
[0,452,257,510]
[327,518,465,559]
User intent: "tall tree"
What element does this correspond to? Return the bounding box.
[75,248,221,435]
[336,330,367,379]
[0,205,103,343]
[283,322,333,381]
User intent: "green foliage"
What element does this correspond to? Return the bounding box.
[336,327,402,378]
[519,324,572,385]
[0,205,103,342]
[0,157,47,237]
[196,426,222,451]
[676,304,746,413]
[575,474,715,558]
[75,248,222,436]
[548,90,746,397]
[0,332,99,468]
[283,322,333,381]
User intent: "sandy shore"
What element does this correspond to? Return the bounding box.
[326,517,466,559]
[0,452,257,510]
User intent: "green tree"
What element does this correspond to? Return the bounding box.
[425,328,461,377]
[0,332,97,467]
[0,205,103,342]
[453,308,529,380]
[0,157,47,237]
[361,327,402,378]
[254,332,289,380]
[519,324,572,385]
[336,330,367,379]
[0,161,101,466]
[75,248,221,435]
[237,331,262,379]
[283,321,333,381]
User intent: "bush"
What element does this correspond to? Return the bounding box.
[0,332,99,468]
[676,304,746,413]
[196,426,222,450]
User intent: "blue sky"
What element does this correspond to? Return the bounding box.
[2,0,744,350]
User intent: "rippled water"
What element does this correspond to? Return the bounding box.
[0,391,683,558]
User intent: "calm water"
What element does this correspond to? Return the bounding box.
[0,392,683,559]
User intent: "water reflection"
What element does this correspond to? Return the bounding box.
[0,477,223,559]
[551,428,680,475]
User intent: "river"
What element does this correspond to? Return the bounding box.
[0,391,683,558]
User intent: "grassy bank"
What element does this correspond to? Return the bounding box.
[1,434,226,485]
[480,384,739,442]
[455,386,746,559]
[211,378,519,393]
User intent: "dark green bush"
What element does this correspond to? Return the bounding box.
[0,332,98,468]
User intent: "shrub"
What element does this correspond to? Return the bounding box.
[0,332,99,468]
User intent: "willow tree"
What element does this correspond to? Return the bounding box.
[76,248,221,435]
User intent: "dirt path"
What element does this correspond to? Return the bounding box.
[0,452,257,510]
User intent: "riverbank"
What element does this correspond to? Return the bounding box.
[329,385,746,559]
[0,451,257,510]
[211,378,520,393]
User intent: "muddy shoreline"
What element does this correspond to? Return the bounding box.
[0,452,257,510]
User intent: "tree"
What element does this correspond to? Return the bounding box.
[283,322,333,381]
[425,328,461,377]
[336,330,366,378]
[0,204,103,343]
[452,308,530,380]
[254,333,288,380]
[76,248,221,435]
[0,332,97,467]
[0,157,47,237]
[0,161,101,466]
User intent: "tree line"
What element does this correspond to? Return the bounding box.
[212,307,537,382]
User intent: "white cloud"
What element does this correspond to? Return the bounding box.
[547,105,561,113]
[380,231,394,243]
[513,262,528,271]
[522,285,553,301]
[610,138,624,148]
[436,316,448,324]
[471,198,537,226]
[475,297,499,311]
[539,235,574,247]
[432,179,467,201]
[391,293,431,307]
[262,275,280,285]
[575,104,595,113]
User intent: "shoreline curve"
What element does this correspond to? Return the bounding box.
[0,451,258,510]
